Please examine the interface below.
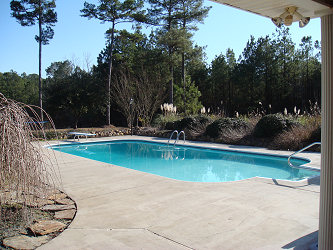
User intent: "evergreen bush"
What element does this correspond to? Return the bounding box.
[205,118,248,138]
[165,115,212,131]
[254,114,298,137]
[165,120,182,130]
[195,115,212,125]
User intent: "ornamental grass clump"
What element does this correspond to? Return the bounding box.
[269,113,321,151]
[269,125,320,151]
[0,93,60,230]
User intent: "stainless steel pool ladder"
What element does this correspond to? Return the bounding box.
[288,142,321,172]
[168,130,186,146]
[168,130,178,146]
[176,130,186,144]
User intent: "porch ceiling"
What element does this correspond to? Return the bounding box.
[210,0,333,20]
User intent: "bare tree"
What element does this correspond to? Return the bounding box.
[135,69,166,126]
[111,67,166,127]
[111,70,136,127]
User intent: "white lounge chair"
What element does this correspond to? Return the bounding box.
[68,132,96,141]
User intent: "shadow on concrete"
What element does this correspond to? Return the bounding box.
[308,176,320,186]
[271,178,320,188]
[282,231,318,249]
[271,173,320,188]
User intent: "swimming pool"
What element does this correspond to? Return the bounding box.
[51,140,319,182]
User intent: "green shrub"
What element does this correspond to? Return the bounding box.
[165,117,194,131]
[254,114,298,138]
[205,118,248,138]
[163,115,202,131]
[179,117,196,129]
[165,115,212,131]
[165,119,182,130]
[44,130,58,140]
[195,115,212,125]
[152,114,181,129]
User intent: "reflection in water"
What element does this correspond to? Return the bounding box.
[157,147,186,160]
[53,140,318,182]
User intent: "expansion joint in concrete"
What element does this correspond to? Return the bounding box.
[68,227,194,249]
[146,228,194,249]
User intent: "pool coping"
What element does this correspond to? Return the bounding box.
[47,135,321,188]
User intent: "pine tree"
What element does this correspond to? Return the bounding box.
[147,0,210,110]
[174,75,202,114]
[81,0,144,125]
[11,0,57,119]
[176,0,210,113]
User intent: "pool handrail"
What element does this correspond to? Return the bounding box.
[176,131,186,145]
[288,142,321,172]
[168,130,178,146]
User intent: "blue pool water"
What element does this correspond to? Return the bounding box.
[51,140,319,182]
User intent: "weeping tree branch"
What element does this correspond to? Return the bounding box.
[0,92,61,225]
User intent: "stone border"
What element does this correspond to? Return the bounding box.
[1,190,77,250]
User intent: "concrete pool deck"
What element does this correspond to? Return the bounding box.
[39,136,320,249]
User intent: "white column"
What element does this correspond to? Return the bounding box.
[319,13,333,250]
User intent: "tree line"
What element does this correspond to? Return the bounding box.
[198,28,321,117]
[3,0,321,128]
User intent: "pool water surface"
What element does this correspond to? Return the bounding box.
[51,140,319,182]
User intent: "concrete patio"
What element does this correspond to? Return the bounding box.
[38,136,320,249]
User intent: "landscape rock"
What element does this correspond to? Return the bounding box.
[18,228,29,235]
[55,198,74,205]
[29,220,66,236]
[26,198,54,208]
[40,204,75,211]
[45,188,61,196]
[47,192,67,200]
[2,235,49,249]
[54,209,76,220]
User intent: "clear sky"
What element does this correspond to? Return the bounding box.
[0,0,321,77]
